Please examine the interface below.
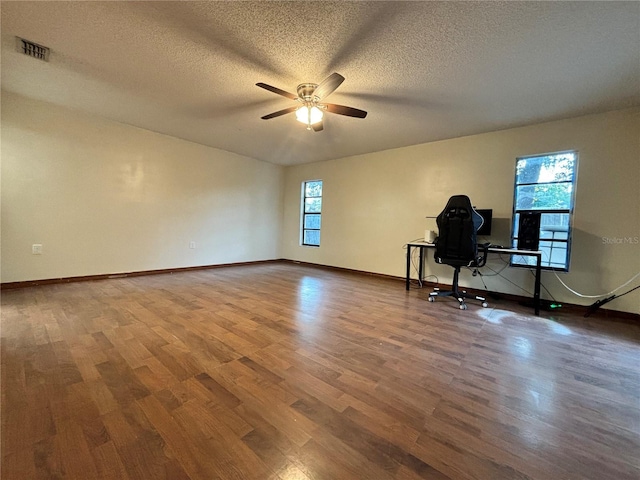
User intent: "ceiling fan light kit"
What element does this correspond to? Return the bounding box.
[256,73,367,132]
[296,105,323,127]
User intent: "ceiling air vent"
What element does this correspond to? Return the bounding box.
[17,37,50,61]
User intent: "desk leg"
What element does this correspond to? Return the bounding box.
[406,245,412,290]
[418,247,424,286]
[534,254,541,316]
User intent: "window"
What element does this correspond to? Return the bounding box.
[302,180,322,246]
[511,151,577,271]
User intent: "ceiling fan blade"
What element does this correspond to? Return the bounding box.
[324,103,368,118]
[256,82,298,100]
[312,73,345,100]
[261,106,298,120]
[312,121,324,132]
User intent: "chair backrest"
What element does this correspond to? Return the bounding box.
[434,195,483,266]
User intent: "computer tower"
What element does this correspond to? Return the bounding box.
[517,212,541,250]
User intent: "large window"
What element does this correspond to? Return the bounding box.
[302,180,322,246]
[512,151,577,271]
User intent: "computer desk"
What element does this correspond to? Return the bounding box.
[405,241,543,315]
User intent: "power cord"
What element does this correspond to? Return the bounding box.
[499,252,559,306]
[403,239,439,288]
[474,268,489,291]
[472,260,509,277]
[496,250,639,311]
[405,241,639,312]
[584,284,640,317]
[530,269,557,302]
[482,264,534,296]
[553,270,640,299]
[413,246,439,286]
[517,251,640,311]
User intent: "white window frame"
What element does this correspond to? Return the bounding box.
[511,151,578,272]
[301,180,322,247]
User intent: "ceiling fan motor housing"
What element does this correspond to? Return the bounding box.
[297,83,319,102]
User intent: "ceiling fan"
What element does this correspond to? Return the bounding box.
[256,73,367,132]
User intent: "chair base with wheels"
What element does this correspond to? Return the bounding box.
[428,266,488,310]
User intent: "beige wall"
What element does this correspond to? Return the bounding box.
[3,90,638,314]
[1,91,284,282]
[282,108,640,314]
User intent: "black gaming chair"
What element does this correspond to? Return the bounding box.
[428,195,488,310]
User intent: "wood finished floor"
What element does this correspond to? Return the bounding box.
[1,262,639,480]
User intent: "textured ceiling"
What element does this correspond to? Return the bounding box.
[2,1,639,166]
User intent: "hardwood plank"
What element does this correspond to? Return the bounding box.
[101,405,174,479]
[172,398,272,479]
[2,262,639,480]
[290,392,449,479]
[84,379,119,416]
[136,395,222,480]
[210,363,315,448]
[95,352,151,407]
[91,441,132,480]
[33,436,63,479]
[53,421,101,479]
[2,446,38,480]
[66,382,111,448]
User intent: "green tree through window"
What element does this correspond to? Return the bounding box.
[302,180,322,246]
[512,152,577,271]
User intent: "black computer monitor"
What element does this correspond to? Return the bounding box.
[476,209,492,236]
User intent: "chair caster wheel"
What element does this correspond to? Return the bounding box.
[482,302,488,308]
[428,297,435,302]
[459,304,467,310]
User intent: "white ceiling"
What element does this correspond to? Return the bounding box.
[2,1,639,166]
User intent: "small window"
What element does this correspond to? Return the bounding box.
[302,180,322,246]
[511,151,577,271]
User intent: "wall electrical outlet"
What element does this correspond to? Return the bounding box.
[189,241,196,249]
[32,244,43,255]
